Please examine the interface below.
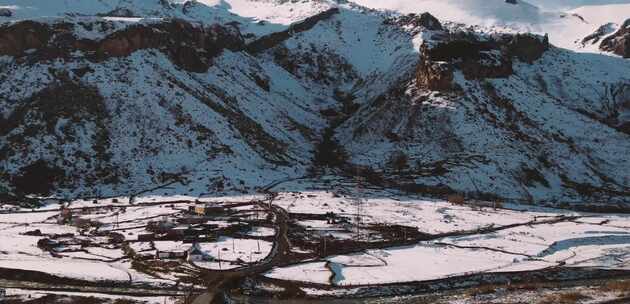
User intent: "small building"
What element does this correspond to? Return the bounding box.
[166,226,188,240]
[183,233,216,243]
[184,226,205,236]
[147,219,176,233]
[193,204,206,216]
[177,217,207,225]
[187,243,206,262]
[325,211,337,224]
[57,206,73,224]
[172,250,187,258]
[138,233,155,242]
[192,204,226,216]
[155,250,187,260]
[156,251,171,259]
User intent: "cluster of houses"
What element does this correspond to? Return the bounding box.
[57,204,125,228]
[141,214,221,243]
[147,203,241,262]
[155,242,207,262]
[190,203,227,216]
[139,225,217,243]
[49,201,260,264]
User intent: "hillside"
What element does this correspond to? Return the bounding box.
[2,1,630,303]
[0,0,628,207]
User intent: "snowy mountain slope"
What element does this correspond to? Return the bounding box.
[0,0,626,53]
[0,0,628,207]
[0,17,332,197]
[0,0,334,38]
[244,2,630,205]
[351,0,548,29]
[349,0,630,54]
[528,0,630,10]
[334,22,630,205]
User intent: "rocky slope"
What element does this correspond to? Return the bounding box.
[0,0,628,207]
[336,18,630,206]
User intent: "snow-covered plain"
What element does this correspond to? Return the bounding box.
[265,185,630,287]
[4,288,182,304]
[0,196,274,281]
[3,181,630,294]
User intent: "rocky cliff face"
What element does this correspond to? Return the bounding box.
[334,13,629,207]
[0,16,329,198]
[600,19,630,58]
[416,23,549,91]
[0,19,244,72]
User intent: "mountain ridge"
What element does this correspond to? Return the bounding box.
[0,0,628,209]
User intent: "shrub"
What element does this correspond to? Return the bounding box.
[538,292,591,304]
[389,150,409,172]
[600,280,630,293]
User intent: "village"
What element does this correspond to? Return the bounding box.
[3,177,630,303]
[37,197,281,270]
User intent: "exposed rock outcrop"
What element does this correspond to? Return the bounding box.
[0,19,245,72]
[417,60,454,91]
[394,12,443,31]
[600,19,630,58]
[0,8,12,17]
[97,8,137,18]
[417,31,549,90]
[582,22,617,46]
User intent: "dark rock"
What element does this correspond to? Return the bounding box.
[0,21,55,57]
[416,59,454,91]
[417,13,443,31]
[252,73,270,91]
[398,12,443,31]
[0,8,11,17]
[505,0,518,4]
[582,22,617,45]
[416,32,547,90]
[571,13,586,23]
[23,229,43,236]
[97,8,136,17]
[505,33,549,63]
[37,238,58,250]
[0,19,245,73]
[601,19,630,58]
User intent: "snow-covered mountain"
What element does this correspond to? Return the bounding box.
[528,0,630,10]
[0,0,628,206]
[351,0,630,54]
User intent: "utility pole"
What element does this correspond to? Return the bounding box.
[218,248,221,270]
[355,175,364,239]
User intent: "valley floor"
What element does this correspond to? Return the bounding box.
[2,176,630,303]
